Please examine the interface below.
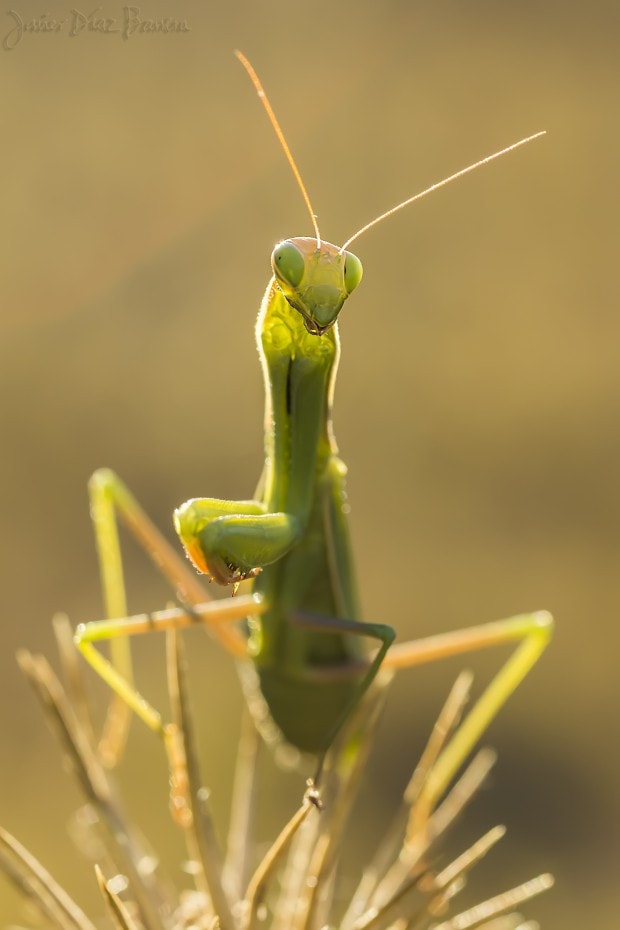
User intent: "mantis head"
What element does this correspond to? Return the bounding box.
[238,49,545,338]
[271,237,363,335]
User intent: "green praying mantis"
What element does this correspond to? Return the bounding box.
[75,52,552,810]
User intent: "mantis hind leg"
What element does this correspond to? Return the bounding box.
[79,469,260,765]
[311,456,552,806]
[321,457,553,815]
[383,610,554,820]
[286,611,395,785]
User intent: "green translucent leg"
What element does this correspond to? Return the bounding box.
[80,468,263,765]
[175,497,301,586]
[88,470,134,763]
[289,611,395,783]
[382,610,554,816]
[75,597,262,734]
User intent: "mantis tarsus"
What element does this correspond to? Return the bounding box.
[75,52,552,810]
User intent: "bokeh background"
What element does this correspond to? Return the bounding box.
[0,2,617,927]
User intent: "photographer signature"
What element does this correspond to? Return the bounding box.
[3,7,190,50]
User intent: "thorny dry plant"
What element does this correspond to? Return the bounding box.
[0,615,553,930]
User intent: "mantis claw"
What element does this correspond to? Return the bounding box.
[304,778,323,810]
[231,566,262,596]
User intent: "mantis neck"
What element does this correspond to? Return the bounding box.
[256,280,340,525]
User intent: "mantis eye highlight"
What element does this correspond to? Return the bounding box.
[272,240,305,288]
[343,250,363,294]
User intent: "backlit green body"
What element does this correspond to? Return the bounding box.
[74,64,551,801]
[252,278,364,751]
[174,237,392,753]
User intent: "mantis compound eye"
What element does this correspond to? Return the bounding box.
[272,240,305,289]
[343,250,363,294]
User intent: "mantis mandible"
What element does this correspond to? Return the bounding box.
[75,52,552,810]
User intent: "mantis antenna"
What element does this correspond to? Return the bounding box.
[235,50,322,247]
[235,51,545,257]
[340,130,546,251]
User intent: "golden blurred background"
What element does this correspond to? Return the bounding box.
[0,2,617,927]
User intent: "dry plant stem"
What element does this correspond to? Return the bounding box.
[16,650,170,930]
[223,706,261,900]
[424,748,497,850]
[474,919,533,930]
[343,671,474,930]
[417,828,509,926]
[298,684,390,930]
[272,685,388,930]
[432,873,554,930]
[466,921,516,930]
[353,751,502,928]
[244,798,315,930]
[433,826,506,891]
[271,799,322,930]
[0,827,97,930]
[2,626,553,929]
[166,629,236,930]
[357,826,506,930]
[405,671,473,807]
[351,867,432,930]
[369,749,497,912]
[95,865,141,930]
[358,672,490,918]
[53,613,98,750]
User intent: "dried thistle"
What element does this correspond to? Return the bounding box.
[0,616,552,930]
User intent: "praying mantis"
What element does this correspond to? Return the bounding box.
[74,52,552,810]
